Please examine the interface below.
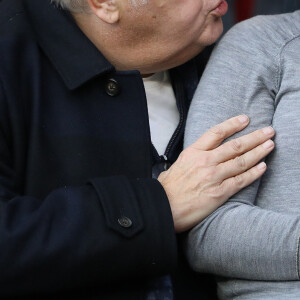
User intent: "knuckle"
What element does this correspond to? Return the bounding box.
[233,174,244,187]
[210,184,227,201]
[209,125,225,140]
[230,139,243,152]
[234,156,246,170]
[179,148,194,163]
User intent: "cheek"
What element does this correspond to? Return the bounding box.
[120,7,160,40]
[176,3,208,35]
[129,0,149,7]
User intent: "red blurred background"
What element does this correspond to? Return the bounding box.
[235,0,255,22]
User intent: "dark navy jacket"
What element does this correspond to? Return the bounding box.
[0,0,216,299]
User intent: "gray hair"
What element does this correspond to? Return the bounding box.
[51,0,90,13]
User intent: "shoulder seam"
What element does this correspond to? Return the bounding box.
[277,34,300,91]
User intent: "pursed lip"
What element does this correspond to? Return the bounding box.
[210,0,224,11]
[210,0,228,16]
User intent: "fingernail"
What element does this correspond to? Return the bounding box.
[238,115,249,124]
[262,140,274,149]
[257,162,266,170]
[263,127,274,135]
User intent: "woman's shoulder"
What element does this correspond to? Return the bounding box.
[222,11,300,52]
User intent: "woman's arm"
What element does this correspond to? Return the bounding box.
[184,13,300,281]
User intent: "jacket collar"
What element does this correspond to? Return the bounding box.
[23,0,115,90]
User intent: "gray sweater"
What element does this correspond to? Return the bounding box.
[184,11,300,300]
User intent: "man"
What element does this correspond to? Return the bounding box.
[0,0,274,299]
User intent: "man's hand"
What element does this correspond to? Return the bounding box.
[158,115,275,233]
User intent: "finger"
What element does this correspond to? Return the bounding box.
[216,140,274,181]
[212,126,275,164]
[220,162,267,199]
[191,115,250,151]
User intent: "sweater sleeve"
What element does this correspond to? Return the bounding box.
[184,16,300,281]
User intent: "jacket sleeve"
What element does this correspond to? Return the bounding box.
[0,81,177,296]
[184,17,300,281]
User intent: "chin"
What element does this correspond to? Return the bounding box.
[201,18,224,46]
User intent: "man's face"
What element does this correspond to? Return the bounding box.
[117,0,227,72]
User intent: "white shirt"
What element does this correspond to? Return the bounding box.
[143,71,179,156]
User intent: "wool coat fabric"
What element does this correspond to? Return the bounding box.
[0,0,216,299]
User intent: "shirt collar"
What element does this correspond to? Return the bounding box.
[23,0,115,90]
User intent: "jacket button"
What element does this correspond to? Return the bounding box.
[118,216,133,228]
[105,78,120,96]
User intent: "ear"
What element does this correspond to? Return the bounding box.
[87,0,120,24]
